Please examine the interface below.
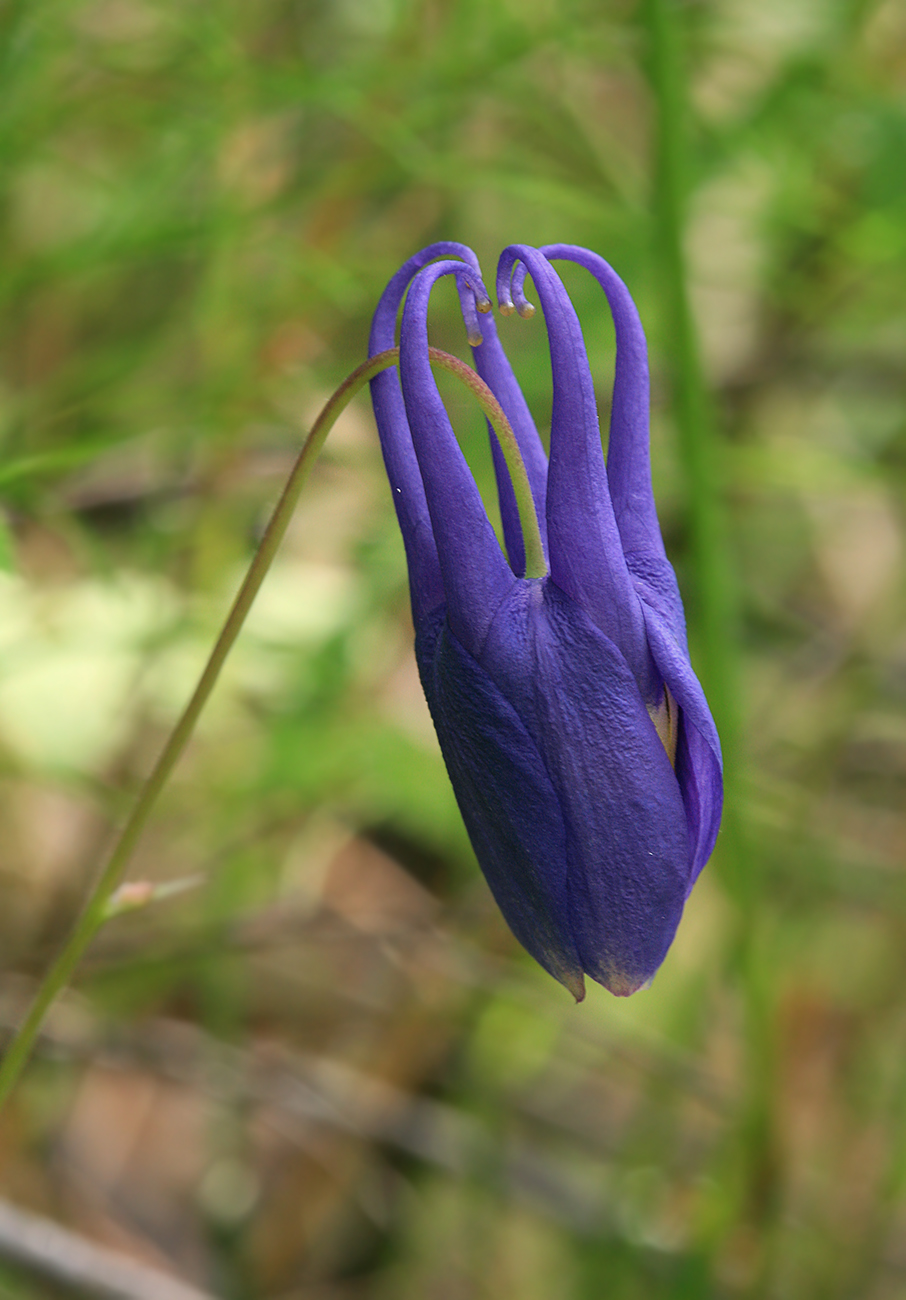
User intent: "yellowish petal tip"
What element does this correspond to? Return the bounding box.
[467,330,483,347]
[518,302,535,319]
[477,298,492,314]
[498,301,515,316]
[606,970,649,997]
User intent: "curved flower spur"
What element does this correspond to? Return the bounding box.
[369,243,722,999]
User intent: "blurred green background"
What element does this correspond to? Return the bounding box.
[1,0,906,1296]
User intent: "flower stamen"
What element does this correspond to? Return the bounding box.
[648,684,678,768]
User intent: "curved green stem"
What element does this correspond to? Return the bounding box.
[0,345,540,1108]
[428,348,546,579]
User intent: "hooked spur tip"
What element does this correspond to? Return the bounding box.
[453,272,491,346]
[509,261,536,318]
[498,300,515,316]
[462,275,491,310]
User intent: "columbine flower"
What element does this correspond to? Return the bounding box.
[369,242,722,999]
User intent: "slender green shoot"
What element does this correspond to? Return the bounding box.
[0,343,540,1109]
[643,0,739,752]
[643,0,776,1270]
[429,347,546,578]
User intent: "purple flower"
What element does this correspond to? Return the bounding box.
[369,243,722,999]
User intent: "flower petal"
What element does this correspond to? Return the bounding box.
[369,243,484,625]
[469,308,549,577]
[537,244,722,882]
[641,607,724,883]
[540,245,689,647]
[416,608,585,1000]
[480,582,694,995]
[540,247,660,559]
[399,260,515,657]
[497,246,654,698]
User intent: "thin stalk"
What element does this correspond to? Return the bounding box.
[644,0,778,1266]
[643,0,754,908]
[0,345,539,1108]
[430,348,546,578]
[644,0,738,753]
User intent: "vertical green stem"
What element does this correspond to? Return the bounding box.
[644,0,738,755]
[0,345,538,1109]
[644,0,754,910]
[644,0,778,1262]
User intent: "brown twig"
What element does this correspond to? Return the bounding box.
[0,1198,219,1300]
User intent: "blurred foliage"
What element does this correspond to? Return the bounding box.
[0,0,905,1296]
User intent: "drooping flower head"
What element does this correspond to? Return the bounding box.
[369,243,722,999]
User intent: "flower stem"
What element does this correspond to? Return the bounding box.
[0,345,535,1108]
[428,348,547,578]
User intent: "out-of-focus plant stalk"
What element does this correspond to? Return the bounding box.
[644,0,778,1255]
[643,0,738,755]
[643,0,744,877]
[0,345,537,1110]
